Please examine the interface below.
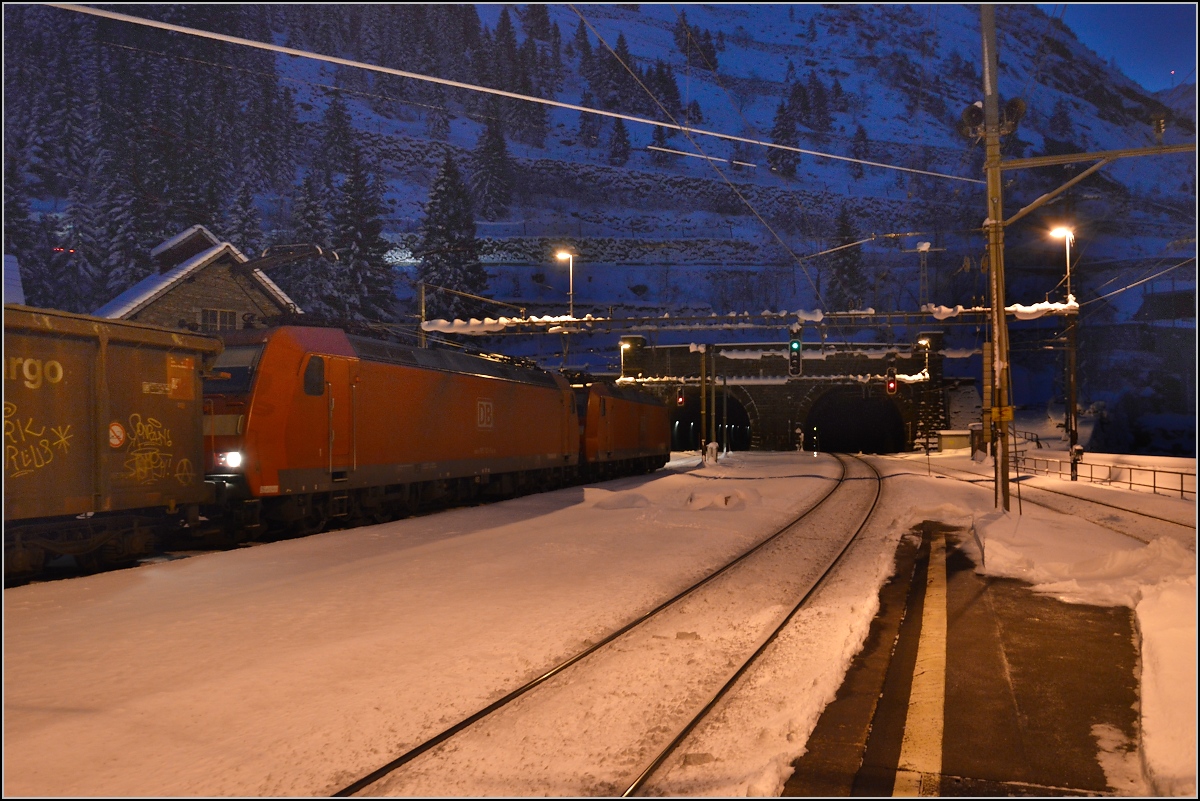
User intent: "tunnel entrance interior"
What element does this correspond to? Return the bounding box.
[805,387,907,454]
[670,389,752,452]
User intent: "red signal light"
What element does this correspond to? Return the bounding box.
[676,387,685,406]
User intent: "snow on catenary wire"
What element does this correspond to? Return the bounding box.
[422,297,1079,335]
[924,297,1080,320]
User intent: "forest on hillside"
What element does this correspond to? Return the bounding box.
[5,5,727,320]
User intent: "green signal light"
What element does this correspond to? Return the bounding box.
[789,340,800,351]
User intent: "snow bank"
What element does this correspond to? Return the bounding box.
[1137,575,1198,797]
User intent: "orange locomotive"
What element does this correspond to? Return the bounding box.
[574,381,671,480]
[203,326,581,537]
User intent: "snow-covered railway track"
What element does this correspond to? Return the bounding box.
[334,454,883,797]
[896,459,1194,544]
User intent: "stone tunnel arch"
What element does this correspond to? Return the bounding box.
[669,384,754,451]
[804,386,907,454]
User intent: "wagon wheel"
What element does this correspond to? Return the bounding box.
[367,505,393,525]
[76,545,136,574]
[4,541,45,585]
[293,508,329,537]
[347,493,391,527]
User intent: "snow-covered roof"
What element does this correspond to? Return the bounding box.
[95,243,230,319]
[4,254,26,305]
[150,224,222,259]
[93,241,299,320]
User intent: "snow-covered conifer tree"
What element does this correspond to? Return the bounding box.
[826,205,865,311]
[275,172,335,316]
[850,125,870,180]
[1048,98,1074,140]
[806,71,832,132]
[331,147,395,321]
[225,181,262,258]
[607,118,631,166]
[650,126,671,166]
[650,60,682,118]
[491,7,520,92]
[101,167,160,302]
[320,92,355,177]
[416,152,485,321]
[610,33,640,109]
[577,91,602,151]
[3,152,37,265]
[522,4,551,41]
[426,87,452,141]
[58,150,110,312]
[787,80,811,129]
[548,22,565,93]
[572,19,592,67]
[20,216,63,311]
[768,101,798,177]
[470,106,515,221]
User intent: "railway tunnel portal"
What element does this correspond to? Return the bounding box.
[619,333,953,453]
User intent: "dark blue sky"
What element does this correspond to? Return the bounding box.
[1040,4,1197,92]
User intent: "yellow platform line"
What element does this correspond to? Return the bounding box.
[893,532,947,796]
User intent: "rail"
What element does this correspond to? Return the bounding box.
[1018,455,1196,500]
[334,456,857,797]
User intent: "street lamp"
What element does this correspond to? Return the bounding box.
[555,250,575,319]
[1050,227,1074,302]
[1050,226,1081,480]
[619,341,630,378]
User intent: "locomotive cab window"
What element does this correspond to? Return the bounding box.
[303,355,325,396]
[203,345,263,394]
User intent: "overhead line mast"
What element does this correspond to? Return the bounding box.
[980,5,1015,511]
[970,5,1194,510]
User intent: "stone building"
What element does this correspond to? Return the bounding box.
[93,225,300,331]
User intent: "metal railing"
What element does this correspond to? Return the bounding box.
[1018,455,1196,500]
[1012,428,1042,448]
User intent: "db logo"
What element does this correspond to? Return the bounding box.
[476,399,494,430]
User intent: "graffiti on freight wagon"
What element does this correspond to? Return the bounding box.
[4,402,74,478]
[119,413,176,484]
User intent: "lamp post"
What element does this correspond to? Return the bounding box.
[917,337,931,371]
[1051,227,1080,480]
[1050,227,1074,302]
[555,250,574,319]
[619,341,630,378]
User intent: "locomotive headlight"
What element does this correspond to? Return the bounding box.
[216,451,243,469]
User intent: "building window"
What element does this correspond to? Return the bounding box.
[200,309,238,332]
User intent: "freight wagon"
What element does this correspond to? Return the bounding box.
[4,305,223,579]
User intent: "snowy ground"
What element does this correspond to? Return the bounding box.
[2,450,1195,797]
